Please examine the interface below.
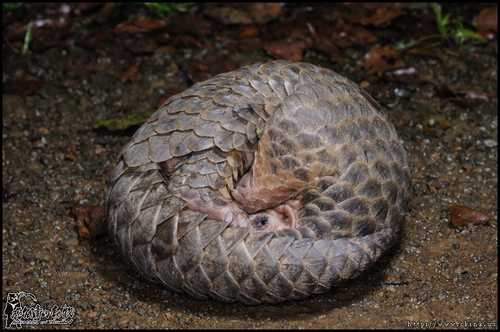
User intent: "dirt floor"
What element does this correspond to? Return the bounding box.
[2,3,497,329]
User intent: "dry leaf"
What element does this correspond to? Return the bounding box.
[361,45,405,75]
[71,202,107,242]
[450,205,490,227]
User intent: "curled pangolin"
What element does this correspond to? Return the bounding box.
[104,60,411,305]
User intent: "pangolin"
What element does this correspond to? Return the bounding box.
[105,60,411,304]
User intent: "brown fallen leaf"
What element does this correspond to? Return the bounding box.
[350,3,403,28]
[472,7,497,37]
[217,35,262,53]
[350,25,378,45]
[3,78,43,96]
[115,16,167,33]
[71,202,107,243]
[450,205,491,228]
[436,85,490,108]
[117,64,139,83]
[240,27,259,38]
[361,45,405,75]
[454,90,490,108]
[264,40,307,62]
[186,54,239,84]
[311,34,341,62]
[245,3,285,24]
[94,3,116,24]
[203,6,253,25]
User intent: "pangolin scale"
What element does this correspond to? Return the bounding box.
[104,60,411,305]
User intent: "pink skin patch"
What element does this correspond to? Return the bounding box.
[167,151,301,232]
[172,193,300,232]
[170,194,250,228]
[230,171,257,211]
[169,185,300,232]
[246,201,299,232]
[230,170,302,231]
[231,169,302,231]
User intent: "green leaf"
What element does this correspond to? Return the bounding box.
[397,3,489,54]
[433,3,441,21]
[22,21,34,54]
[461,30,488,43]
[444,48,458,56]
[3,3,24,9]
[394,34,441,50]
[94,110,155,131]
[417,41,444,54]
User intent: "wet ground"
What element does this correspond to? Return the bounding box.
[2,3,497,329]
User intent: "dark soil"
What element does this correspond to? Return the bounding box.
[2,3,497,329]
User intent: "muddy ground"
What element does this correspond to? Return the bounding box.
[2,3,497,329]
